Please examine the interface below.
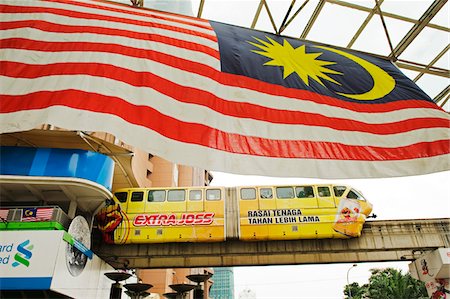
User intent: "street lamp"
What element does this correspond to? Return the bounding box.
[124,282,153,299]
[104,272,132,299]
[346,264,357,299]
[169,283,196,299]
[186,273,213,299]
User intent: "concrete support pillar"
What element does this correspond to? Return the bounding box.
[68,199,77,219]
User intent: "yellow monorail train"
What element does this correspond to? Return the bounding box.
[95,184,373,244]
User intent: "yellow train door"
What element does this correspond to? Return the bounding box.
[126,189,146,214]
[187,189,204,212]
[238,187,259,218]
[258,187,276,210]
[316,185,336,208]
[294,186,318,209]
[145,189,167,213]
[275,186,296,209]
[238,186,270,241]
[202,187,225,242]
[165,189,187,213]
[113,190,129,212]
[204,188,224,218]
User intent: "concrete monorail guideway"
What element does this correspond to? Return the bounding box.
[94,218,450,269]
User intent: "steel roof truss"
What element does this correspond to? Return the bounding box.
[327,0,448,32]
[251,0,264,29]
[347,0,383,48]
[389,0,447,59]
[300,0,324,39]
[414,44,450,82]
[279,0,310,35]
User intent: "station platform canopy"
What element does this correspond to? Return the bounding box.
[0,129,141,215]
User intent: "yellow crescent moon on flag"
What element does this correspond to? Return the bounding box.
[316,46,396,100]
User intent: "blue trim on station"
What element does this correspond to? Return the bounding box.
[0,277,52,290]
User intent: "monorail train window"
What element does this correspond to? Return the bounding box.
[347,189,366,201]
[260,188,273,199]
[130,191,144,202]
[115,192,128,203]
[189,190,202,201]
[333,186,347,197]
[317,186,331,197]
[168,190,185,202]
[148,190,165,202]
[276,187,294,199]
[296,186,314,198]
[241,188,256,200]
[206,189,221,201]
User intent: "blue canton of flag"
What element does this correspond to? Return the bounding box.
[211,21,432,104]
[22,208,37,220]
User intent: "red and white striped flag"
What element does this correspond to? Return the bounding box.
[1,0,449,179]
[21,207,54,222]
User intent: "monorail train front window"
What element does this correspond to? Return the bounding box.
[333,186,347,197]
[115,192,128,203]
[276,187,294,199]
[347,189,366,201]
[241,188,256,200]
[168,190,185,202]
[148,190,165,202]
[130,191,144,202]
[189,190,202,201]
[296,186,314,198]
[206,189,221,201]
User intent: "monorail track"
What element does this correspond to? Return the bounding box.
[93,218,450,269]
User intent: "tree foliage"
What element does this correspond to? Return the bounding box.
[343,268,428,299]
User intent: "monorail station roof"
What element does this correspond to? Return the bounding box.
[0,130,139,215]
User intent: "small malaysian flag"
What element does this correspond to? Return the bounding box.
[21,207,54,222]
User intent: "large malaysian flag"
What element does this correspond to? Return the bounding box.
[0,0,449,178]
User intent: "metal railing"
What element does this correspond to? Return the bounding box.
[1,206,71,229]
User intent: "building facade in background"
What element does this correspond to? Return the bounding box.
[138,268,214,299]
[210,267,235,299]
